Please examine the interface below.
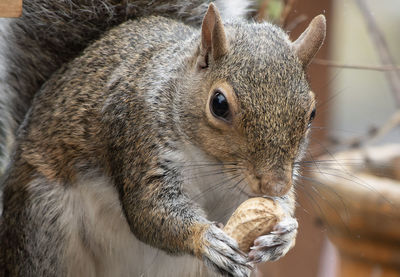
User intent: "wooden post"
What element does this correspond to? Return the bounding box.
[311,145,400,276]
[0,0,22,18]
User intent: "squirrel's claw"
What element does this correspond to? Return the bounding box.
[248,217,298,264]
[202,224,252,277]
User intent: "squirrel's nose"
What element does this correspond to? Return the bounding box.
[257,170,292,197]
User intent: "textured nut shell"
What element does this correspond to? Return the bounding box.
[224,197,285,252]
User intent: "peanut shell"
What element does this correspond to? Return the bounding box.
[223,197,285,252]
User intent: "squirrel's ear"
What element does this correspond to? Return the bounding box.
[292,15,326,68]
[197,3,228,68]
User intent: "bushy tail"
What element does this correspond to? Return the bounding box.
[0,0,253,172]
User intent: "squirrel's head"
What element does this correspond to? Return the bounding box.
[180,4,325,197]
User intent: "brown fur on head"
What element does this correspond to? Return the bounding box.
[180,6,325,197]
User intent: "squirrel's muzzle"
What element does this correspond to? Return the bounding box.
[259,173,292,196]
[246,166,293,197]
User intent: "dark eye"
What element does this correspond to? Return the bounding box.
[308,108,316,127]
[211,90,230,119]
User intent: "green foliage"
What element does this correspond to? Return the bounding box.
[257,0,284,23]
[268,0,284,22]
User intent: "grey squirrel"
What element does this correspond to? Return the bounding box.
[0,0,326,276]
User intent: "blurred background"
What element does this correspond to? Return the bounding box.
[0,0,398,276]
[254,0,400,276]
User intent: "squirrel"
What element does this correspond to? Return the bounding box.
[0,0,326,276]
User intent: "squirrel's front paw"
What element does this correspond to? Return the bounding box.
[248,217,298,264]
[200,224,252,277]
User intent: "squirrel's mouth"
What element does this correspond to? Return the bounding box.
[220,162,293,197]
[242,169,293,197]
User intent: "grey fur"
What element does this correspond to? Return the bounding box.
[0,0,254,173]
[0,1,325,276]
[249,217,298,263]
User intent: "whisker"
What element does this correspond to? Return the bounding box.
[215,177,247,222]
[306,139,394,203]
[302,169,392,206]
[183,168,242,181]
[296,158,364,164]
[296,180,350,234]
[190,173,242,201]
[296,174,350,219]
[174,161,239,167]
[208,176,246,218]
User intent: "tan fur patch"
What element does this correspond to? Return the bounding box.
[186,222,210,258]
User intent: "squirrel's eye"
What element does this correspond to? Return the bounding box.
[308,108,316,127]
[211,91,230,119]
